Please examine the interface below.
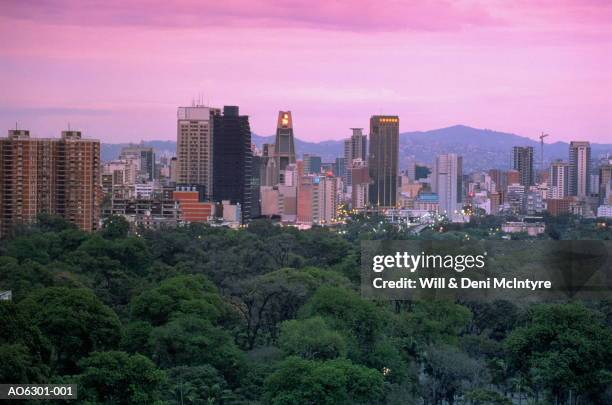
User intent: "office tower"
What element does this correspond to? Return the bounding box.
[435,154,463,216]
[120,144,155,181]
[512,146,534,186]
[368,116,399,208]
[350,159,369,209]
[212,106,252,222]
[0,129,100,237]
[334,157,346,179]
[488,169,508,194]
[549,160,570,199]
[507,169,520,186]
[599,163,612,204]
[273,111,296,184]
[170,157,179,183]
[344,128,367,186]
[177,105,219,198]
[569,141,591,197]
[297,175,337,224]
[250,154,262,218]
[303,154,322,174]
[260,143,276,187]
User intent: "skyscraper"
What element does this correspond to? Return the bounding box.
[303,154,322,174]
[549,160,569,199]
[368,116,399,208]
[212,106,252,222]
[273,111,296,184]
[512,146,534,186]
[0,129,101,237]
[260,143,276,187]
[435,153,463,216]
[55,130,101,232]
[569,141,591,197]
[120,144,155,181]
[177,106,219,197]
[344,128,367,186]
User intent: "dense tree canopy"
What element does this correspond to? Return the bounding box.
[0,214,610,404]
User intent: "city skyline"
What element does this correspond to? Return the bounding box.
[1,1,612,143]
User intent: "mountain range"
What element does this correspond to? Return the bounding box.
[101,125,611,172]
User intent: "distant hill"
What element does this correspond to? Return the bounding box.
[101,125,611,172]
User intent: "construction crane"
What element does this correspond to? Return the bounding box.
[539,132,549,183]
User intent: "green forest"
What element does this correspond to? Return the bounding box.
[1,214,611,404]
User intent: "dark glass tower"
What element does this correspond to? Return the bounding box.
[213,106,252,222]
[512,146,534,186]
[368,115,399,208]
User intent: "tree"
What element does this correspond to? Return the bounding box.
[101,215,130,239]
[263,357,383,405]
[278,317,347,360]
[149,315,244,384]
[77,351,166,404]
[422,345,486,405]
[230,268,349,349]
[17,287,121,374]
[0,301,50,383]
[505,303,612,403]
[166,365,228,405]
[299,286,389,358]
[130,275,231,327]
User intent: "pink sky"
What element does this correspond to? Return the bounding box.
[1,0,611,143]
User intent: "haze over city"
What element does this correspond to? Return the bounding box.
[1,0,611,143]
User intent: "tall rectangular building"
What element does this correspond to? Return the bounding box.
[435,154,463,217]
[303,154,322,174]
[344,128,367,186]
[549,160,569,199]
[512,146,534,186]
[177,106,219,198]
[569,141,591,197]
[212,106,252,222]
[368,116,399,208]
[55,131,101,232]
[0,129,100,237]
[273,111,296,184]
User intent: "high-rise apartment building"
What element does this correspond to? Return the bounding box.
[435,154,463,216]
[177,106,219,197]
[512,146,534,186]
[569,141,591,197]
[0,129,101,237]
[212,106,252,222]
[549,160,569,199]
[273,111,296,184]
[368,116,399,208]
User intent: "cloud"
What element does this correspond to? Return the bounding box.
[0,106,113,117]
[0,0,501,32]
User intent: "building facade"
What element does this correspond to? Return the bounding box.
[0,129,101,237]
[569,141,591,197]
[368,116,399,208]
[212,106,252,222]
[177,106,219,198]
